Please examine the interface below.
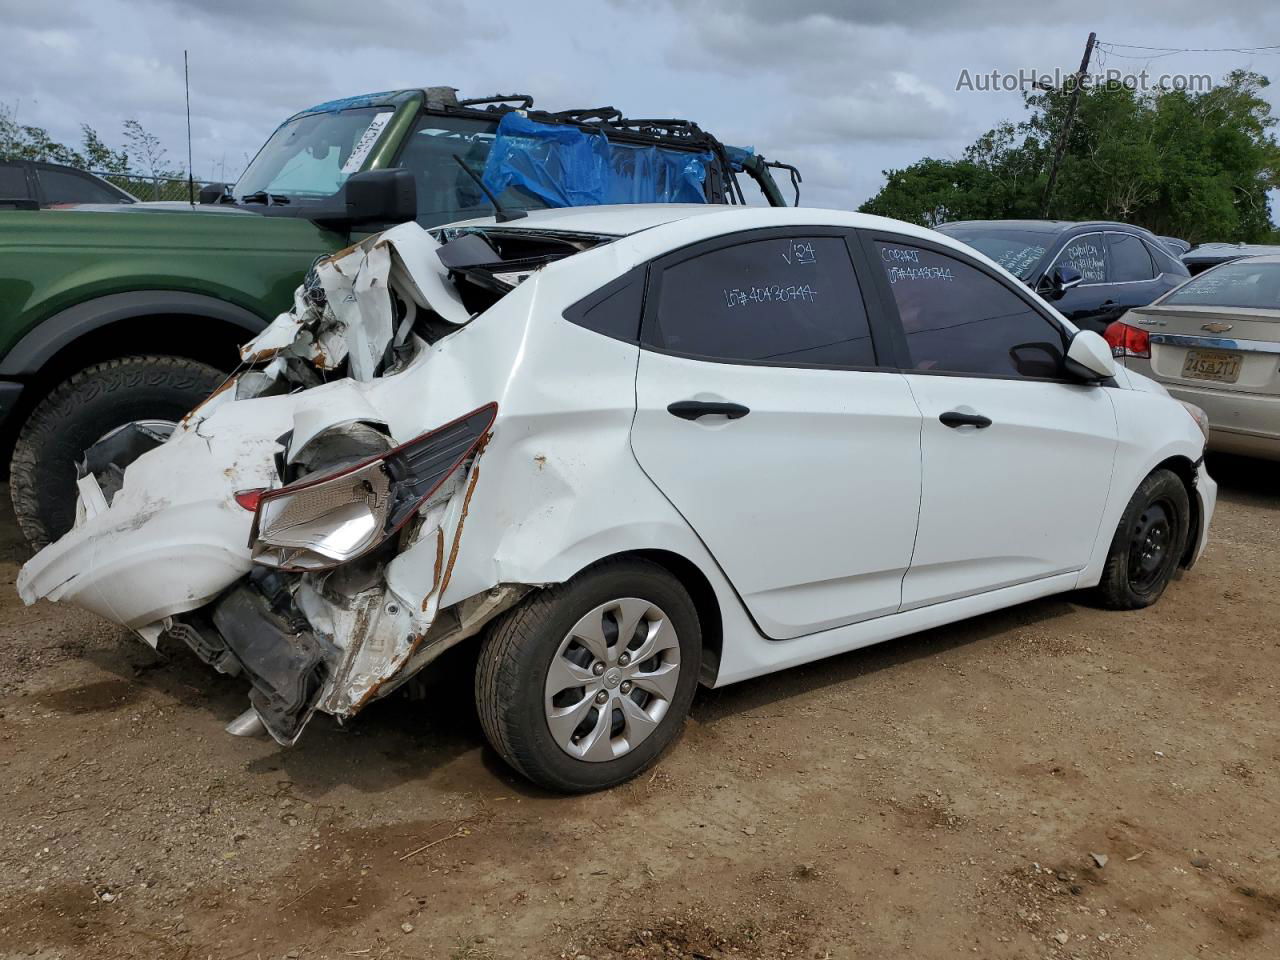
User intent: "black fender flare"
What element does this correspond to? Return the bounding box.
[0,291,270,377]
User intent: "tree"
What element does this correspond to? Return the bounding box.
[860,71,1280,243]
[122,118,181,180]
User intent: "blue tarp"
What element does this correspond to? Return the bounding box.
[481,113,714,207]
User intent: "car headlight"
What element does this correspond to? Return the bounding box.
[1178,400,1211,443]
[243,403,496,571]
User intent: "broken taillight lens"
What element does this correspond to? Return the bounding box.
[248,403,496,571]
[234,489,265,512]
[1103,320,1150,359]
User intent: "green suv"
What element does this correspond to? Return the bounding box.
[0,87,798,547]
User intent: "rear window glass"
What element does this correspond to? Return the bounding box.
[651,235,877,366]
[1162,261,1280,309]
[935,225,1050,280]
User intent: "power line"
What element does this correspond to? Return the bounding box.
[1097,39,1280,56]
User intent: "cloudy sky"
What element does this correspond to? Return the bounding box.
[3,0,1279,211]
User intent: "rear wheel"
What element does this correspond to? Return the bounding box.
[10,356,223,549]
[475,559,701,793]
[1095,468,1190,610]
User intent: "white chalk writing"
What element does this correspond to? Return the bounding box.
[724,284,818,307]
[780,239,817,265]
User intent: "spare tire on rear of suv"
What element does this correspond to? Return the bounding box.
[10,355,224,549]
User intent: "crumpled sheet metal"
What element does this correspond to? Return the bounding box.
[240,222,471,380]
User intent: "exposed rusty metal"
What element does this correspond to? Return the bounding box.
[439,458,484,599]
[423,528,445,611]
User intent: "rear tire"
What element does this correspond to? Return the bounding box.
[475,559,701,793]
[10,356,223,549]
[1094,468,1190,610]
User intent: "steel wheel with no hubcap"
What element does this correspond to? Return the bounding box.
[544,597,681,762]
[1128,498,1175,592]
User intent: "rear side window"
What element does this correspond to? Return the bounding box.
[1056,233,1108,284]
[650,235,876,366]
[0,163,29,200]
[875,241,1066,379]
[563,271,645,342]
[1109,233,1155,282]
[37,168,125,205]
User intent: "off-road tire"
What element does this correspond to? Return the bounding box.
[1094,468,1191,610]
[10,356,223,549]
[475,559,702,793]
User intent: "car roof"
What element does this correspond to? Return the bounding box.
[942,219,1155,236]
[442,203,733,236]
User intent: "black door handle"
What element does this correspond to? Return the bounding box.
[939,411,992,429]
[667,400,751,421]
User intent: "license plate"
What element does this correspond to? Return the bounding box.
[1182,349,1242,383]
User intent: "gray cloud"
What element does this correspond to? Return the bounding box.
[1,0,1276,213]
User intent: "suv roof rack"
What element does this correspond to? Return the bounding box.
[457,94,535,110]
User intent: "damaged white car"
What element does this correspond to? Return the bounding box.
[19,204,1216,792]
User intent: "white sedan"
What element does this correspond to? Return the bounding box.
[18,204,1216,792]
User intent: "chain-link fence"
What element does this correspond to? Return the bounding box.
[91,171,221,202]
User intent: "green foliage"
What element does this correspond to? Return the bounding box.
[860,70,1280,243]
[0,104,182,180]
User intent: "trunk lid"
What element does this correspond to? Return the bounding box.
[1124,303,1280,397]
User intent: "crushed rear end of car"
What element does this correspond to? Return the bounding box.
[17,219,609,743]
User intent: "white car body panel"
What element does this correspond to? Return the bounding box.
[632,356,922,639]
[16,204,1217,746]
[899,374,1117,608]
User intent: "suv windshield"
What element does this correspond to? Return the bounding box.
[936,224,1054,281]
[235,107,396,201]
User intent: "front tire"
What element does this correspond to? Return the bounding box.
[475,559,702,793]
[1094,468,1190,610]
[10,356,223,549]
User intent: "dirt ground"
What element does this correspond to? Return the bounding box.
[0,455,1277,960]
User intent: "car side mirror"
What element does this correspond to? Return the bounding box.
[312,168,417,231]
[1044,265,1084,300]
[198,182,230,204]
[1064,330,1117,381]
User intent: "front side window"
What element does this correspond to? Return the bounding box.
[1055,233,1109,284]
[396,114,551,227]
[651,235,877,366]
[1109,232,1156,283]
[875,241,1066,379]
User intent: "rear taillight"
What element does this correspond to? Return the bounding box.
[1103,320,1150,359]
[248,403,497,571]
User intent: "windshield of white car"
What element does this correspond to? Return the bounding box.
[935,225,1052,281]
[1161,260,1280,310]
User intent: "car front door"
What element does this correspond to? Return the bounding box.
[862,232,1118,609]
[629,228,923,640]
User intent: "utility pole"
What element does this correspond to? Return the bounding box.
[1041,31,1096,218]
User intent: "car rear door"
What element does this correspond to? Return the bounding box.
[860,231,1118,609]
[629,228,923,640]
